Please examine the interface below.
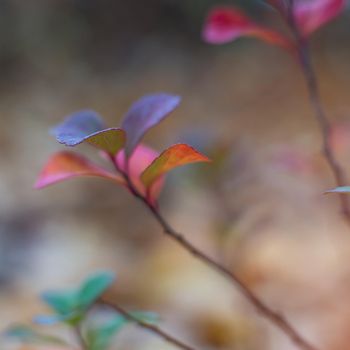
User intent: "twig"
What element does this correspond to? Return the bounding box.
[73,325,87,350]
[286,0,350,224]
[112,163,318,350]
[99,298,197,350]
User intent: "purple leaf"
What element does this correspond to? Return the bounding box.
[52,110,125,155]
[121,94,181,157]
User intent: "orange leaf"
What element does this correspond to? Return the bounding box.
[141,144,210,189]
[35,151,123,189]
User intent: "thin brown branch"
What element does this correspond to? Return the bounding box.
[73,325,87,350]
[114,167,318,350]
[99,299,197,350]
[286,0,350,224]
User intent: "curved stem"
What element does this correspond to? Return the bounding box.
[286,0,350,224]
[99,299,197,350]
[73,324,87,350]
[114,163,317,350]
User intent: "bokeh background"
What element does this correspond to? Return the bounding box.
[1,1,350,349]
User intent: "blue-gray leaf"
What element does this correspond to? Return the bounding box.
[121,93,181,157]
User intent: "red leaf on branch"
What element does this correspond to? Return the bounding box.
[294,0,345,36]
[202,6,293,50]
[141,144,210,189]
[35,151,123,189]
[116,144,165,204]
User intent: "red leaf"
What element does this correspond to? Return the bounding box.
[35,151,123,189]
[116,144,165,204]
[202,6,293,50]
[294,0,345,36]
[141,144,210,189]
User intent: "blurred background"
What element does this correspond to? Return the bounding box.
[1,0,350,349]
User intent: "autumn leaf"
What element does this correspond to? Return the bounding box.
[294,0,345,36]
[116,144,165,204]
[141,144,210,189]
[35,151,123,189]
[202,6,293,50]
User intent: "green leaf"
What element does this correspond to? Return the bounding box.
[85,314,128,350]
[42,290,79,316]
[40,271,115,325]
[77,271,115,309]
[4,324,67,345]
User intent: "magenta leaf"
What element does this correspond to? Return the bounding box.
[52,110,125,155]
[116,144,165,205]
[294,0,345,36]
[121,94,181,157]
[202,6,293,50]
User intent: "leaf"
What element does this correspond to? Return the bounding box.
[294,0,345,36]
[325,186,350,194]
[41,290,79,316]
[121,94,181,157]
[116,144,165,204]
[35,151,123,189]
[41,272,115,324]
[77,271,115,309]
[202,6,293,50]
[4,324,67,345]
[33,314,67,326]
[85,314,128,350]
[141,144,210,189]
[52,110,126,155]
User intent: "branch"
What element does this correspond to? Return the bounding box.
[115,169,318,350]
[73,325,88,350]
[99,298,197,350]
[287,0,350,224]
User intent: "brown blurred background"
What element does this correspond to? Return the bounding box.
[1,1,350,349]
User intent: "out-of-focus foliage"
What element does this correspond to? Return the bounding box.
[4,272,159,350]
[1,1,350,350]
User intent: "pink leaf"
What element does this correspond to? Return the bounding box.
[141,144,210,189]
[294,0,345,36]
[116,144,165,204]
[202,6,293,50]
[35,151,123,189]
